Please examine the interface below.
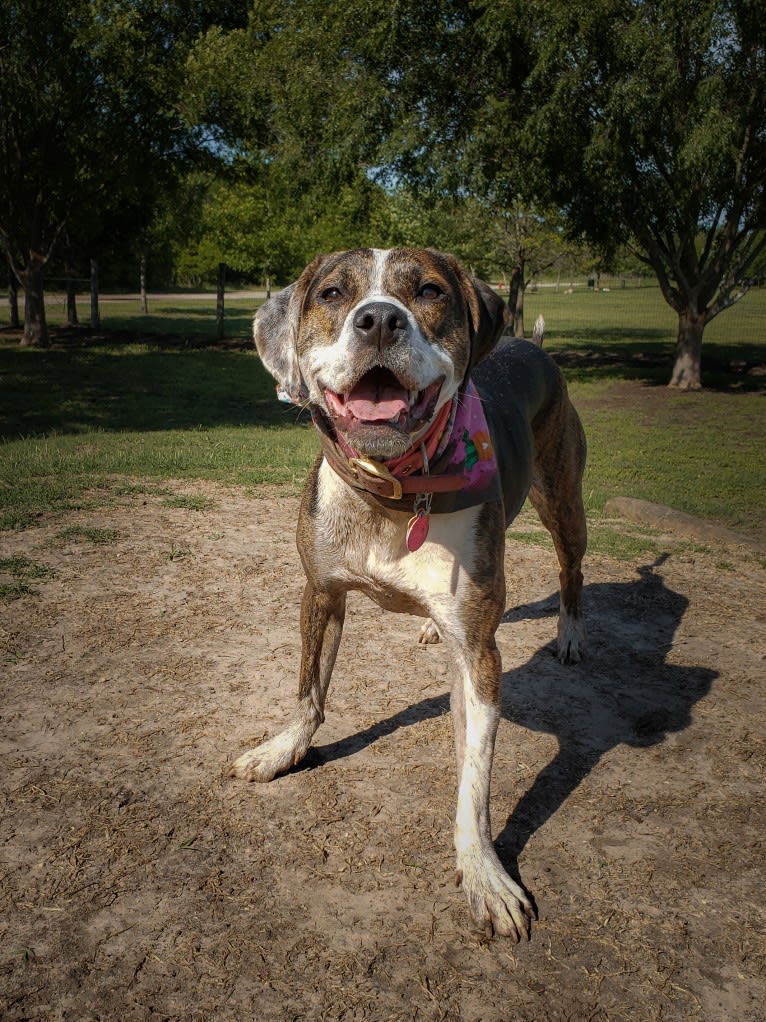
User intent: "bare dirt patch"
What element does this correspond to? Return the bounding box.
[1,483,764,1021]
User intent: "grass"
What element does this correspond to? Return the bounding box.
[523,283,765,387]
[0,554,55,601]
[55,524,121,545]
[162,493,217,511]
[1,286,764,560]
[39,293,259,339]
[0,333,317,529]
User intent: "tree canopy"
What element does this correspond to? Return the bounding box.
[2,0,764,386]
[0,0,244,345]
[180,0,765,387]
[522,0,766,387]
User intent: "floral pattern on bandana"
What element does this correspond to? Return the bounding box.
[436,380,498,496]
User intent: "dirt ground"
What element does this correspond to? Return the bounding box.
[1,482,764,1021]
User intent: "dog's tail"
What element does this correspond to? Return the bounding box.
[531,314,545,347]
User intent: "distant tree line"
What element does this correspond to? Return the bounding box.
[1,0,764,388]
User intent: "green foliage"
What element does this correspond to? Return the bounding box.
[166,168,395,286]
[0,2,182,259]
[169,0,766,385]
[3,0,762,386]
[0,0,249,337]
[525,1,766,317]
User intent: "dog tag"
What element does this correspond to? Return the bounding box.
[406,510,430,552]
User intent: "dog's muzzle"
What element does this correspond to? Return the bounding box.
[352,300,407,351]
[318,298,447,458]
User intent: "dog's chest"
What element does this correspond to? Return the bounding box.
[304,462,483,618]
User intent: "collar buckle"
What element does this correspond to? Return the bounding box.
[347,457,403,500]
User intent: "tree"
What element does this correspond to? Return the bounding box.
[475,204,567,336]
[523,0,766,388]
[0,0,244,346]
[178,0,765,389]
[178,1,423,283]
[331,0,765,388]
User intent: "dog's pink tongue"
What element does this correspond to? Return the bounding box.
[346,380,409,422]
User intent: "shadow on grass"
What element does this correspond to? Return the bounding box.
[2,322,763,442]
[0,330,301,439]
[548,336,765,391]
[103,309,256,334]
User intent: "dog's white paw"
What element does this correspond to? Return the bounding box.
[456,852,536,942]
[419,619,441,644]
[228,726,309,782]
[557,607,586,664]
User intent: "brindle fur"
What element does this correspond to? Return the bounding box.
[230,248,587,941]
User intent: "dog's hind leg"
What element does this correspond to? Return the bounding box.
[528,398,587,664]
[229,583,346,782]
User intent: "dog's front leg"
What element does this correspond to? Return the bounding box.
[452,642,536,941]
[230,583,346,782]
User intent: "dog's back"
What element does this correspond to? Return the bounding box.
[474,338,583,527]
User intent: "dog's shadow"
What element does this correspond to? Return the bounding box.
[309,556,717,877]
[494,555,717,882]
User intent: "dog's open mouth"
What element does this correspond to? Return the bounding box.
[324,368,443,432]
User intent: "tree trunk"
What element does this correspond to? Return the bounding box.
[20,261,49,347]
[90,259,100,328]
[216,262,226,341]
[66,278,78,326]
[8,270,19,328]
[508,266,522,335]
[514,280,525,337]
[669,308,705,390]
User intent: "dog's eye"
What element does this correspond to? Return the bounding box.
[418,283,444,301]
[319,286,344,303]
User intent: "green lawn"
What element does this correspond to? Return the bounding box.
[1,286,764,558]
[525,282,765,381]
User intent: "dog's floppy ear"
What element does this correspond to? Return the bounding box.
[253,255,325,401]
[463,275,509,375]
[440,252,508,377]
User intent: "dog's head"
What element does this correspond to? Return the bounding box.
[254,247,508,458]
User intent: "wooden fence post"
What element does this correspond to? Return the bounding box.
[139,254,148,314]
[66,277,78,326]
[216,263,226,340]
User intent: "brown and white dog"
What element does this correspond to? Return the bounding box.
[231,247,587,941]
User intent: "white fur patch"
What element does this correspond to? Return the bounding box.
[229,696,321,782]
[453,678,535,940]
[313,462,483,633]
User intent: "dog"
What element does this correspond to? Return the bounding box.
[230,247,587,941]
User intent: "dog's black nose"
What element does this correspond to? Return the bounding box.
[353,301,407,350]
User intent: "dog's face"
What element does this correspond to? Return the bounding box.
[254,247,507,458]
